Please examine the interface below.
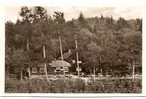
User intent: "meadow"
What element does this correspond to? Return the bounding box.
[5,77,142,93]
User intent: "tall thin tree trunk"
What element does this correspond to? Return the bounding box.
[59,35,63,61]
[132,60,135,82]
[93,66,96,82]
[99,56,102,75]
[59,35,65,76]
[43,45,49,81]
[75,39,80,77]
[26,39,31,79]
[20,69,23,80]
[6,65,9,79]
[26,39,29,51]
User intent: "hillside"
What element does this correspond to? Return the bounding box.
[5,6,142,76]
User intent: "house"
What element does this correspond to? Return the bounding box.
[49,60,71,74]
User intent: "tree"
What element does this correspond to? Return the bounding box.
[19,6,33,23]
[5,22,16,48]
[78,12,88,28]
[33,6,48,23]
[78,12,85,23]
[53,11,66,34]
[53,11,66,52]
[81,41,103,74]
[53,11,65,24]
[136,18,142,31]
[105,16,114,29]
[116,17,129,30]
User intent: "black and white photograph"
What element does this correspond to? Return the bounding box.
[4,5,143,94]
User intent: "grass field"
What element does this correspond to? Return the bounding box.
[5,76,142,93]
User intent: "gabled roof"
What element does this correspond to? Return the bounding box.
[49,60,71,67]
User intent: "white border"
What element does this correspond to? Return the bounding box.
[0,5,5,95]
[1,0,146,7]
[1,0,146,97]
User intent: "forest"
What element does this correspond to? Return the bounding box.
[5,6,142,76]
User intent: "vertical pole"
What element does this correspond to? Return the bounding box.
[26,39,29,51]
[132,60,135,82]
[93,66,96,82]
[99,56,102,75]
[43,45,48,81]
[43,45,46,59]
[27,67,31,79]
[59,35,64,60]
[100,69,103,75]
[75,39,80,77]
[59,35,65,76]
[20,68,23,80]
[26,39,31,79]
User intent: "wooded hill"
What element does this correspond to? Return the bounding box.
[5,6,142,75]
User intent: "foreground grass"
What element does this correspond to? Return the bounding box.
[5,77,142,93]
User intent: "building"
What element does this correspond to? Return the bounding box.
[49,60,71,74]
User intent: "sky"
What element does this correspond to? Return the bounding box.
[5,6,143,23]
